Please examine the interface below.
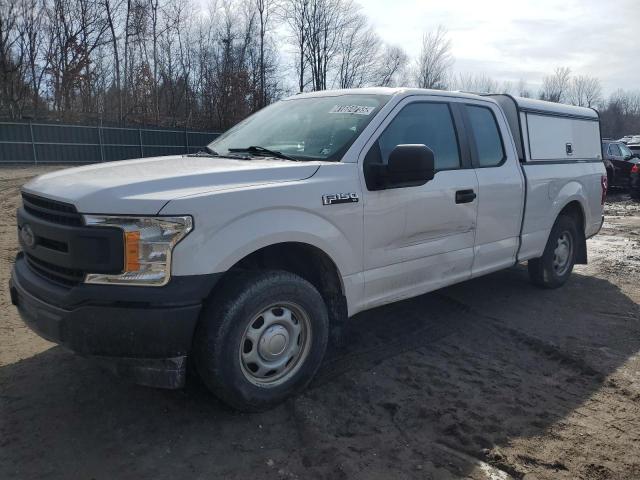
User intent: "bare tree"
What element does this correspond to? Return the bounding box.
[0,0,28,118]
[255,0,276,107]
[374,44,408,87]
[568,75,602,108]
[336,11,379,89]
[453,72,499,93]
[104,0,124,121]
[18,0,51,118]
[413,25,452,90]
[282,0,308,92]
[516,78,531,98]
[46,0,109,119]
[539,66,571,103]
[304,0,354,91]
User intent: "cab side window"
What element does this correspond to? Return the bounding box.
[369,102,461,171]
[466,105,505,167]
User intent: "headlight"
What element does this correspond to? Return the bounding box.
[82,215,193,286]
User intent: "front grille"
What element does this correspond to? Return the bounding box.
[21,192,82,226]
[26,254,84,287]
[21,192,85,286]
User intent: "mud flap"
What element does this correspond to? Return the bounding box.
[92,355,187,389]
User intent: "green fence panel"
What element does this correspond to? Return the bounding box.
[0,122,220,164]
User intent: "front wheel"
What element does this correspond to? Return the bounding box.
[528,215,579,289]
[193,270,329,411]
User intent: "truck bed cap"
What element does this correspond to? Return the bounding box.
[495,95,598,119]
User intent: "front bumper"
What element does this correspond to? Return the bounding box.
[10,253,221,388]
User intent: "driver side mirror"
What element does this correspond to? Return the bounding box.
[367,144,436,191]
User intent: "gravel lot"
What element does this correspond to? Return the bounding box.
[1,166,639,480]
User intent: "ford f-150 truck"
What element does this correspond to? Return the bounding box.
[9,88,606,411]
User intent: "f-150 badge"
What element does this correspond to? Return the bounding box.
[322,193,359,205]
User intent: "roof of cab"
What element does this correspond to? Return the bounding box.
[286,87,496,103]
[287,87,598,119]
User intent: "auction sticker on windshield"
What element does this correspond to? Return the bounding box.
[329,105,375,115]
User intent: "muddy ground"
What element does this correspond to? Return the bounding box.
[1,166,639,480]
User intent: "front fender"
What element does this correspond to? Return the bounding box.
[171,207,358,277]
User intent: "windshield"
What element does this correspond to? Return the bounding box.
[208,94,390,161]
[620,144,633,157]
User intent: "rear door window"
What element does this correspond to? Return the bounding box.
[466,105,505,167]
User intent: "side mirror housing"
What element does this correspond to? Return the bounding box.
[368,144,436,190]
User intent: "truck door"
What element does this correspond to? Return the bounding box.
[462,102,525,277]
[359,97,478,310]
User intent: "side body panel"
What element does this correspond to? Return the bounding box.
[162,162,365,315]
[518,161,605,262]
[518,112,605,261]
[356,95,479,313]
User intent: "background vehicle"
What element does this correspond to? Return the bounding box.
[603,139,640,198]
[628,143,640,199]
[629,144,640,156]
[10,88,606,410]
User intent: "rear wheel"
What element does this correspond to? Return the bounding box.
[528,215,579,289]
[193,270,329,411]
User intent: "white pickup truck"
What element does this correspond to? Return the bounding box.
[10,88,606,410]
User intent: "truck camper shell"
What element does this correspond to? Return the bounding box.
[485,94,602,164]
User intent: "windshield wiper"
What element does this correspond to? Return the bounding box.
[227,145,298,161]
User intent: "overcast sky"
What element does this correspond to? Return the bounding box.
[364,0,639,95]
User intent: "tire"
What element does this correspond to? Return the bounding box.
[528,214,579,289]
[193,270,329,411]
[606,169,613,190]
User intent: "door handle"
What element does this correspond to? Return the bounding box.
[455,189,476,204]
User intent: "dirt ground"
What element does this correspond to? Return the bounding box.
[1,166,639,480]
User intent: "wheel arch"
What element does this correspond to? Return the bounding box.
[206,242,349,340]
[557,200,587,264]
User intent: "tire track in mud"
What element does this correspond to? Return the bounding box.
[312,287,616,389]
[434,293,607,380]
[311,295,475,387]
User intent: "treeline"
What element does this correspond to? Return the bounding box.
[0,0,409,130]
[1,0,639,137]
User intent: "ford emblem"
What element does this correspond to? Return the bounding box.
[20,224,35,248]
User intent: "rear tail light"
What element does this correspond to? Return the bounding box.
[632,164,639,174]
[601,175,607,205]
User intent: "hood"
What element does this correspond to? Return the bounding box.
[22,155,321,214]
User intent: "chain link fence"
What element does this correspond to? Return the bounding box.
[0,121,221,164]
